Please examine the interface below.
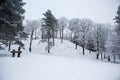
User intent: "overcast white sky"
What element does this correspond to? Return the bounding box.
[23,0,120,24]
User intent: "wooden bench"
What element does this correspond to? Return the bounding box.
[10,47,22,57]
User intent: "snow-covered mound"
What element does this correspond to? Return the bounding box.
[0,39,120,80]
[51,39,81,57]
[50,39,96,59]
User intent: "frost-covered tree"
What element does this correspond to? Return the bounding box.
[0,0,25,50]
[69,18,81,49]
[86,30,95,53]
[78,19,93,55]
[69,18,93,55]
[58,17,68,43]
[93,23,110,60]
[38,19,46,41]
[42,10,58,53]
[25,20,40,52]
[114,5,120,39]
[31,20,40,39]
[69,18,80,32]
[115,5,120,24]
[106,5,120,63]
[106,31,120,62]
[114,5,120,60]
[25,20,34,52]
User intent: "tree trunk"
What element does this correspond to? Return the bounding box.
[71,32,72,42]
[29,46,31,52]
[96,37,99,59]
[60,28,62,39]
[48,28,50,53]
[108,56,111,61]
[35,29,37,39]
[101,53,103,60]
[113,54,116,63]
[48,36,50,53]
[41,29,43,41]
[61,28,64,43]
[8,40,11,51]
[96,53,99,59]
[29,30,34,52]
[48,39,50,53]
[75,43,77,49]
[104,54,106,59]
[82,36,85,55]
[83,45,85,55]
[53,36,55,46]
[53,29,55,46]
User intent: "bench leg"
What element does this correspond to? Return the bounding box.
[12,53,15,57]
[17,53,21,57]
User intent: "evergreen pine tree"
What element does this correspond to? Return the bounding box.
[0,0,26,50]
[42,9,58,53]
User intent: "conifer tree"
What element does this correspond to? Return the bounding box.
[42,10,58,53]
[0,0,26,50]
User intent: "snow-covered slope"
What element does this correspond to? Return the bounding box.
[0,39,120,80]
[1,39,95,59]
[50,39,96,59]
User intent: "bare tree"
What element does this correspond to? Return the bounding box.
[38,19,46,41]
[69,18,80,49]
[86,31,94,53]
[58,17,68,43]
[25,20,38,52]
[69,18,93,55]
[79,19,93,55]
[93,23,109,59]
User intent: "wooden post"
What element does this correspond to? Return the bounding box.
[17,47,22,57]
[11,49,16,57]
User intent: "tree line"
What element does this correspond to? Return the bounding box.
[25,7,120,63]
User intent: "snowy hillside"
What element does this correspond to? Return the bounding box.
[50,39,96,59]
[0,39,120,80]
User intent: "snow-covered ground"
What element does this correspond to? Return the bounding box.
[0,39,120,80]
